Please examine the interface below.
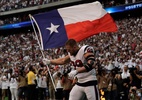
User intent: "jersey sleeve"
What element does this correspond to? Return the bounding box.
[84,45,94,54]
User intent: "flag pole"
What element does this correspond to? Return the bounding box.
[29,14,57,92]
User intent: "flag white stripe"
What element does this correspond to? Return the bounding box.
[58,1,107,25]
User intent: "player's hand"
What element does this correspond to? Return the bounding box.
[42,58,51,65]
[68,70,78,79]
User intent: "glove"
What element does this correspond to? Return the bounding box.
[42,58,51,65]
[68,70,78,79]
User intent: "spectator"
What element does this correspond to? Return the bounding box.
[1,72,9,100]
[115,73,128,100]
[121,64,131,99]
[17,69,27,100]
[128,86,141,100]
[48,68,55,100]
[9,73,18,100]
[37,68,49,100]
[107,69,117,100]
[129,67,141,89]
[97,68,109,100]
[53,70,63,100]
[26,65,37,100]
[61,72,73,100]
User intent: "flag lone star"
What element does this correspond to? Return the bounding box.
[46,23,60,34]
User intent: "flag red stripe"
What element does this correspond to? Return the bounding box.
[65,13,117,42]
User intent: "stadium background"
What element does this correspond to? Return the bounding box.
[0,0,142,100]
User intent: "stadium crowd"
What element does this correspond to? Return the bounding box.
[0,0,62,12]
[0,0,63,25]
[0,0,142,12]
[0,13,142,100]
[1,0,142,26]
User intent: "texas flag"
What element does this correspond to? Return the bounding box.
[32,1,118,50]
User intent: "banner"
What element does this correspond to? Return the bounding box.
[32,1,118,49]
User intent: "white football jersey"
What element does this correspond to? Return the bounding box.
[69,45,97,83]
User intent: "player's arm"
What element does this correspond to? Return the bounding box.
[43,55,71,65]
[76,52,96,73]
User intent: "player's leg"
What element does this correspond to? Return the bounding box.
[84,85,100,100]
[69,85,85,100]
